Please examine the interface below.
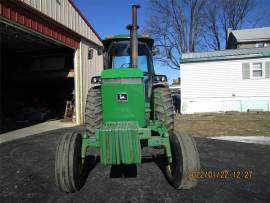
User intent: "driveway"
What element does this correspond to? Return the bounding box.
[0,127,269,202]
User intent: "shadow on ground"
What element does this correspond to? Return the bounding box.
[0,126,269,202]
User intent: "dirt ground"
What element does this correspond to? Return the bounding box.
[175,112,270,137]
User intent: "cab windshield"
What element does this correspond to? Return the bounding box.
[106,41,153,73]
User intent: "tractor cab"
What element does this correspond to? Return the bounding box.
[102,35,155,73]
[101,35,156,102]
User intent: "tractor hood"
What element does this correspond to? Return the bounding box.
[101,68,144,79]
[100,68,146,127]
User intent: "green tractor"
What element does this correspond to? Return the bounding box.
[55,5,200,193]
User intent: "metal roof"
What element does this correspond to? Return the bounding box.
[102,34,154,49]
[181,47,270,63]
[231,27,270,42]
[18,0,102,46]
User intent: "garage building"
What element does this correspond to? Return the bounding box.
[0,0,103,133]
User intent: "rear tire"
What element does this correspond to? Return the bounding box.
[85,87,102,136]
[165,131,200,189]
[55,131,87,193]
[153,86,174,134]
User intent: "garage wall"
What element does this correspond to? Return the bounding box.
[80,40,103,123]
[20,0,102,46]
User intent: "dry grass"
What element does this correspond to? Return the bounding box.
[174,112,270,137]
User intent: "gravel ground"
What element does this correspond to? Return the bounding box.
[0,126,269,203]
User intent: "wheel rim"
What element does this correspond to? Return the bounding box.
[166,133,183,180]
[77,155,83,176]
[167,142,177,177]
[74,134,84,184]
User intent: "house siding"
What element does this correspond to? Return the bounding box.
[181,57,270,114]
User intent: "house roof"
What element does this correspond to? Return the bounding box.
[181,47,270,63]
[230,27,270,42]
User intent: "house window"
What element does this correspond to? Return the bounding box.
[252,63,263,78]
[256,43,264,48]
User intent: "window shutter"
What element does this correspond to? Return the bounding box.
[242,63,250,79]
[265,61,270,78]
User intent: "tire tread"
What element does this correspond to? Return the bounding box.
[85,88,102,136]
[153,87,174,134]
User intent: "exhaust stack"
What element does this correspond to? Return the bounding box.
[127,5,140,68]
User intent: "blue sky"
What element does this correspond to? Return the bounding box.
[73,0,179,84]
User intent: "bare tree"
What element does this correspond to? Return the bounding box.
[205,0,259,50]
[146,0,270,69]
[145,0,208,70]
[204,3,221,50]
[220,0,254,46]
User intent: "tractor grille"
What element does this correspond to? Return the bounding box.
[98,122,141,165]
[102,78,143,84]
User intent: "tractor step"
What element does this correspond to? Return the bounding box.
[97,122,141,165]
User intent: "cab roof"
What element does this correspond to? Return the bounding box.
[102,34,154,49]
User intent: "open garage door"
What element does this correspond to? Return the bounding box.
[0,22,75,133]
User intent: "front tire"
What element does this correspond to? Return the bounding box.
[55,131,87,193]
[165,131,200,189]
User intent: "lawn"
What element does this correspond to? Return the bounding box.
[175,112,270,137]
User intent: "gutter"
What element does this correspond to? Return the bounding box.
[181,53,270,64]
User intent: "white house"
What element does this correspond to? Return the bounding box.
[180,47,270,114]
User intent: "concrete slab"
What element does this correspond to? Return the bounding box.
[208,136,270,145]
[0,120,77,144]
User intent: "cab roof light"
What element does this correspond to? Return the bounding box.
[154,75,168,83]
[106,35,114,39]
[141,34,150,38]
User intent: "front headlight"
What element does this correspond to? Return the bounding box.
[91,76,102,84]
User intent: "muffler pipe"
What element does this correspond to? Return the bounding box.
[127,5,140,68]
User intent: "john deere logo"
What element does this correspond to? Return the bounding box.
[117,93,128,102]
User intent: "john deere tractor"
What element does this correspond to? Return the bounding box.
[55,5,200,193]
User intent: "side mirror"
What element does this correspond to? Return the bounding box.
[152,46,159,56]
[97,47,104,55]
[88,48,94,60]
